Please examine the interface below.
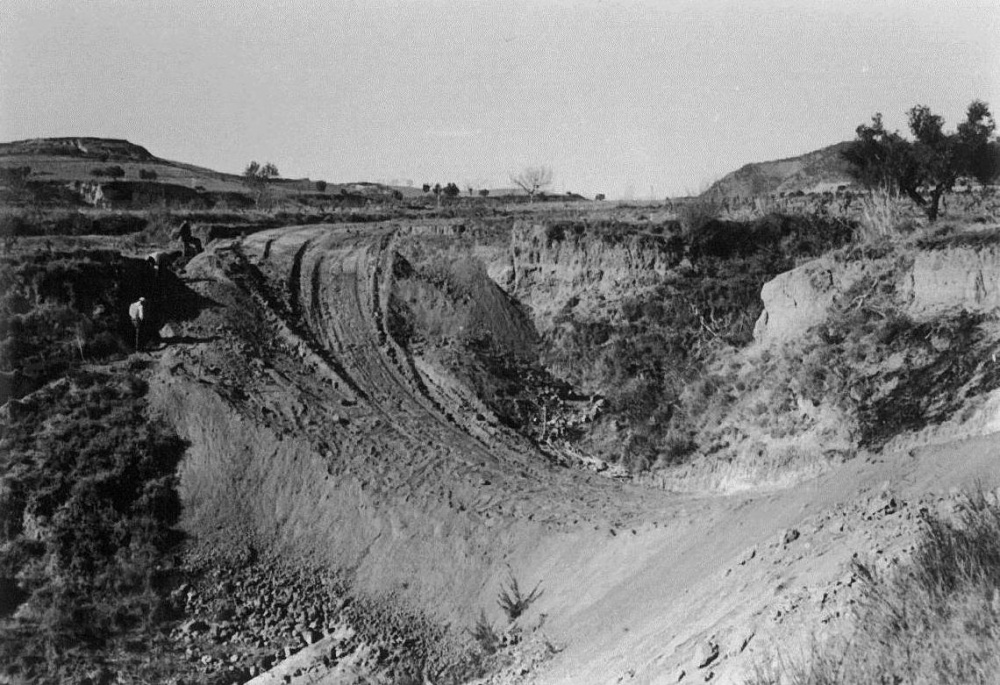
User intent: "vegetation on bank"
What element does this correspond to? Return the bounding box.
[0,246,144,402]
[749,488,1000,685]
[538,212,855,471]
[0,370,186,683]
[661,225,1000,490]
[0,239,190,683]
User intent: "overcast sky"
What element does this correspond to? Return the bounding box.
[2,0,997,198]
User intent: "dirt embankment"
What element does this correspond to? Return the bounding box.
[148,224,683,679]
[755,237,1000,346]
[502,222,680,332]
[144,222,1000,684]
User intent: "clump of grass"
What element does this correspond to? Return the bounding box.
[856,187,907,243]
[497,571,543,623]
[469,609,500,654]
[748,487,1000,684]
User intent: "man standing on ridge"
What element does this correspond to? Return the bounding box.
[129,297,146,351]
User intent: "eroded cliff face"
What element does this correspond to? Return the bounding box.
[502,222,681,331]
[744,237,1000,465]
[904,245,1000,317]
[754,242,1000,345]
[752,258,866,345]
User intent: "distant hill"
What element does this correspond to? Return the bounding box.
[0,137,157,161]
[704,141,857,199]
[0,137,407,208]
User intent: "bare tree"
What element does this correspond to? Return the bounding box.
[511,166,553,203]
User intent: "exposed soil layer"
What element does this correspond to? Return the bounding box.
[139,224,1000,684]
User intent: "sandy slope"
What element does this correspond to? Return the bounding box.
[146,224,1000,684]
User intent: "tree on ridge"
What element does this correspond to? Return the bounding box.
[511,166,554,203]
[843,100,999,221]
[243,161,280,208]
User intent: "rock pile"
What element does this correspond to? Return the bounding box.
[167,557,354,684]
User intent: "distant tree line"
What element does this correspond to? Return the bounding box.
[421,182,462,198]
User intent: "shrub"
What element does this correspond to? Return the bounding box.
[677,195,722,237]
[0,166,31,192]
[497,571,543,623]
[0,369,186,681]
[90,165,125,179]
[315,179,327,192]
[469,609,499,654]
[138,168,158,180]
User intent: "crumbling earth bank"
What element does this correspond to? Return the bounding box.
[144,223,1000,684]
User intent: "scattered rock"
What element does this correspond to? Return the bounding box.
[780,528,800,545]
[300,629,322,646]
[694,640,719,669]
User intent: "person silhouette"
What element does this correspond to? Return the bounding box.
[129,297,147,350]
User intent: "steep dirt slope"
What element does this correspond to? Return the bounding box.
[146,223,1000,684]
[147,226,682,664]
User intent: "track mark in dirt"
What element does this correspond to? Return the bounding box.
[287,237,311,322]
[221,227,672,527]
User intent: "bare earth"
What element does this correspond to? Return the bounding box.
[144,224,1000,684]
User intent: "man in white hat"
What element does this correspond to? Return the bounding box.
[129,297,146,350]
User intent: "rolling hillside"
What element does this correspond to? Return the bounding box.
[704,141,856,199]
[0,137,409,206]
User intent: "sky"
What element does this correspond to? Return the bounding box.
[1,0,998,199]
